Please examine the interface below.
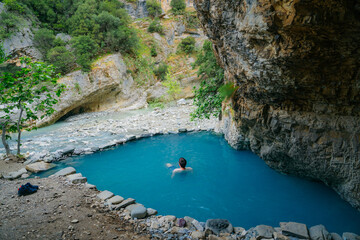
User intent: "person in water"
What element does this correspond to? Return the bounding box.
[166,157,193,175]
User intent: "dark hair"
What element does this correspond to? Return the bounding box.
[179,157,187,168]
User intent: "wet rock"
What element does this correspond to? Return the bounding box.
[343,232,360,240]
[184,216,195,227]
[178,128,187,133]
[280,222,309,239]
[26,161,55,173]
[234,227,245,234]
[51,167,76,177]
[107,195,124,205]
[205,219,233,235]
[131,205,147,219]
[96,190,114,201]
[66,173,87,184]
[309,225,331,240]
[146,208,158,216]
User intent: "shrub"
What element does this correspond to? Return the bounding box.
[71,35,99,72]
[47,46,76,74]
[153,62,169,81]
[148,18,163,34]
[3,0,25,13]
[177,36,195,54]
[0,12,20,40]
[191,40,225,120]
[146,0,162,18]
[170,0,186,14]
[162,71,181,100]
[33,28,55,56]
[150,45,157,57]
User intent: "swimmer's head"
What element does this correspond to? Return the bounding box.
[179,157,187,169]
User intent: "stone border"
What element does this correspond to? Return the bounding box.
[50,166,360,240]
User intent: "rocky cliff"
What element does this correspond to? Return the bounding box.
[38,54,146,126]
[195,0,360,209]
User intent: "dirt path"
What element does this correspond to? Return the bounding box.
[0,178,152,240]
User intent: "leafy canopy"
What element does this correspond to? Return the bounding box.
[146,0,162,18]
[170,0,186,14]
[0,57,66,155]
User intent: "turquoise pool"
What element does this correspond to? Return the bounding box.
[40,132,360,234]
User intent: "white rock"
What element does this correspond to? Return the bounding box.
[26,161,54,173]
[85,183,96,189]
[66,173,87,184]
[51,167,76,177]
[107,195,124,204]
[146,208,158,216]
[3,168,27,180]
[97,190,114,201]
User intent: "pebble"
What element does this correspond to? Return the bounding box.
[71,219,79,223]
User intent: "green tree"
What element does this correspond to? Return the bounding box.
[71,35,99,72]
[47,46,76,74]
[0,12,20,40]
[146,0,162,18]
[191,40,225,120]
[0,44,7,64]
[162,71,181,100]
[33,28,55,56]
[0,57,65,156]
[153,62,168,81]
[170,0,186,14]
[177,36,196,54]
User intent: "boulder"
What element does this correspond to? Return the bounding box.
[26,161,54,173]
[125,203,144,212]
[3,168,27,180]
[66,173,87,184]
[146,208,158,216]
[273,232,290,240]
[309,225,331,240]
[85,183,96,189]
[234,227,245,234]
[96,190,114,201]
[107,195,124,204]
[343,232,360,240]
[254,225,275,239]
[184,216,195,227]
[51,167,76,177]
[330,233,342,240]
[131,205,147,219]
[205,219,233,235]
[280,222,309,239]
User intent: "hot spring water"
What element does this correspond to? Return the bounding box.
[39,132,360,234]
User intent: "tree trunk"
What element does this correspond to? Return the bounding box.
[1,122,11,156]
[16,103,24,156]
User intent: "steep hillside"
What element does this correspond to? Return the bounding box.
[195,0,360,209]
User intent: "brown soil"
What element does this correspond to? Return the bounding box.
[0,177,152,240]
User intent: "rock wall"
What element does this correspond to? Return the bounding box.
[38,54,146,126]
[195,0,360,209]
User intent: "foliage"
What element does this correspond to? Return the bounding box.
[148,18,164,34]
[0,57,65,156]
[191,40,225,120]
[150,45,157,57]
[71,36,99,72]
[170,0,186,14]
[177,36,196,54]
[184,11,200,29]
[46,46,76,74]
[0,43,7,64]
[146,0,162,18]
[162,71,181,100]
[33,28,55,56]
[0,11,20,40]
[148,99,164,109]
[2,0,26,14]
[153,62,169,81]
[124,55,154,85]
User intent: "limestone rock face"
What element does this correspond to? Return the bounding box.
[195,0,360,208]
[39,54,145,126]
